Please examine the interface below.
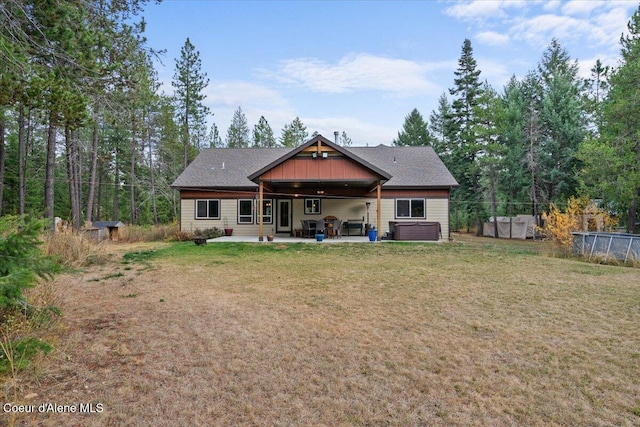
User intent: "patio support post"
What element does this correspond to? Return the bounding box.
[259,180,264,241]
[376,181,381,241]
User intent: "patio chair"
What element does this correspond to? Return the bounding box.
[301,220,313,238]
[326,219,342,238]
[334,219,342,238]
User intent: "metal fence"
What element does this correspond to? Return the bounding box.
[572,232,640,263]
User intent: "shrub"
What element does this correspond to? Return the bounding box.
[43,231,109,268]
[0,216,58,310]
[0,336,52,374]
[118,223,180,242]
[540,196,618,255]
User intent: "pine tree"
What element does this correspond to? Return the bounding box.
[172,38,210,168]
[252,116,276,147]
[340,131,353,146]
[497,75,537,216]
[536,39,586,205]
[226,106,250,147]
[582,6,640,232]
[280,117,308,147]
[429,93,455,157]
[393,108,431,146]
[448,38,484,234]
[208,123,223,147]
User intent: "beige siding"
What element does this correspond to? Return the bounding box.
[180,199,261,237]
[426,198,450,239]
[181,196,450,240]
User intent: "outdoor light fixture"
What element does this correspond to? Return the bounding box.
[322,152,328,158]
[312,152,317,158]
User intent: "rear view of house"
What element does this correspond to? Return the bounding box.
[171,135,458,241]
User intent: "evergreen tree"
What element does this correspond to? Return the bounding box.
[226,106,250,147]
[208,123,223,147]
[393,108,431,146]
[340,131,353,147]
[429,93,455,157]
[252,116,276,147]
[581,6,640,232]
[172,38,210,168]
[448,38,484,234]
[497,75,536,216]
[280,117,308,147]
[536,39,586,205]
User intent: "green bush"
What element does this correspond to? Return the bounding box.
[0,337,52,373]
[0,216,59,310]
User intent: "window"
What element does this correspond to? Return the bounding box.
[304,198,321,215]
[396,198,425,219]
[262,199,273,224]
[238,199,254,224]
[195,199,220,219]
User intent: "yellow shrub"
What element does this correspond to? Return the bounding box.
[540,196,617,254]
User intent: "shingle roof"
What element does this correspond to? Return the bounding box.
[349,145,458,188]
[171,144,458,189]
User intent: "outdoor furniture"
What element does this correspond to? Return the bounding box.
[333,219,342,238]
[194,236,207,245]
[301,220,314,238]
[325,219,342,238]
[389,221,441,241]
[343,220,364,236]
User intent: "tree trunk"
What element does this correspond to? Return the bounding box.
[0,108,5,217]
[44,116,57,227]
[146,110,159,225]
[86,108,100,224]
[628,195,638,234]
[130,115,137,225]
[65,125,81,230]
[490,165,498,238]
[112,147,119,221]
[18,105,27,215]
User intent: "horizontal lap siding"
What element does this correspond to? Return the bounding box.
[181,194,451,240]
[180,199,260,236]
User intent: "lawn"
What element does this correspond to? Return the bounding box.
[5,236,640,426]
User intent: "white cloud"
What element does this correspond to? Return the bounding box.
[304,115,397,147]
[444,0,528,23]
[476,31,510,46]
[510,14,593,46]
[543,1,562,12]
[562,0,607,16]
[273,54,444,97]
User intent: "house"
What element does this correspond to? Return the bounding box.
[171,135,458,241]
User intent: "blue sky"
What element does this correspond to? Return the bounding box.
[142,0,639,146]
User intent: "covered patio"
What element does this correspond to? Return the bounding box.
[249,137,390,242]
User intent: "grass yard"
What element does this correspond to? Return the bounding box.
[4,235,640,426]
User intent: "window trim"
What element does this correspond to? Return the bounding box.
[262,199,273,224]
[395,198,426,219]
[237,199,254,224]
[195,199,221,220]
[304,198,321,215]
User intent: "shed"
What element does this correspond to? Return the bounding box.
[91,221,126,241]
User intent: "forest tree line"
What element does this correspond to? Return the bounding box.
[1,1,639,233]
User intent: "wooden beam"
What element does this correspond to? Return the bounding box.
[259,181,264,241]
[377,182,381,241]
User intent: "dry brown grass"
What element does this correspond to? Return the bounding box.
[4,235,640,426]
[43,232,110,268]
